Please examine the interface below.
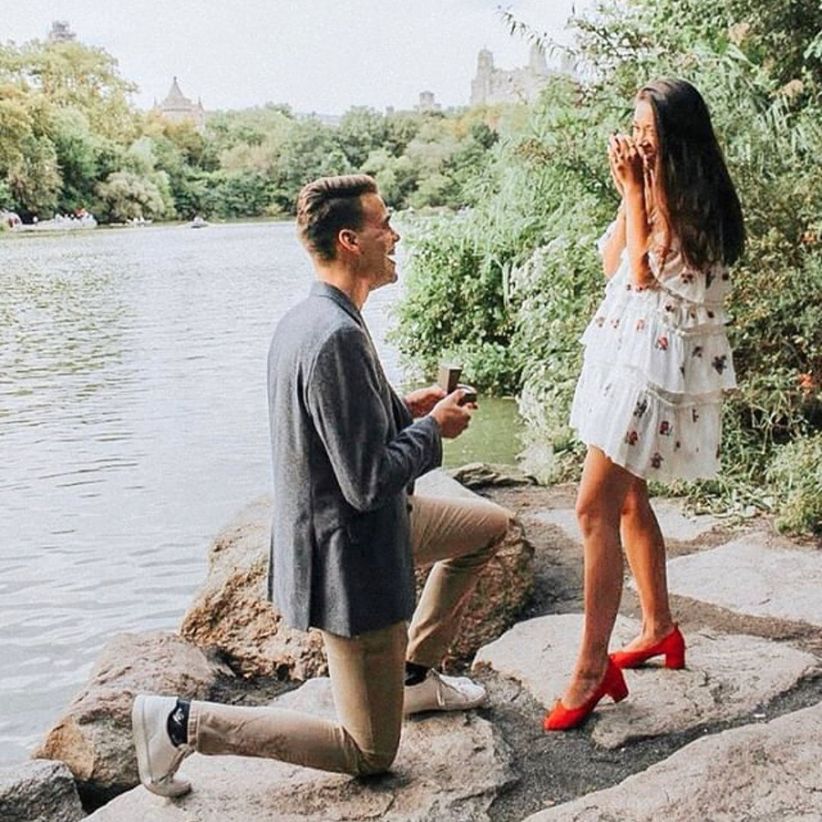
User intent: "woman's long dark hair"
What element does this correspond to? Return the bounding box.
[639,78,745,268]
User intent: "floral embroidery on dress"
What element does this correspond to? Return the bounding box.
[712,355,727,374]
[655,335,669,351]
[651,452,664,469]
[633,398,648,418]
[705,269,714,289]
[692,408,700,423]
[659,420,673,436]
[595,316,605,327]
[692,346,703,358]
[611,318,620,328]
[680,271,695,284]
[635,318,646,331]
[625,430,639,445]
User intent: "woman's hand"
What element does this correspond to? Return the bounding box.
[608,134,644,192]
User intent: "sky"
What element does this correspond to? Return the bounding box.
[1,1,588,114]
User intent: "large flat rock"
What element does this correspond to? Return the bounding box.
[668,534,822,626]
[525,701,822,821]
[473,614,818,749]
[666,534,822,626]
[533,500,720,544]
[87,677,516,821]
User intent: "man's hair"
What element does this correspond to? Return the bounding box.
[296,175,378,261]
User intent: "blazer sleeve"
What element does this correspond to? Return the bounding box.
[306,324,442,512]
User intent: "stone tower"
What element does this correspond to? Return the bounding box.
[155,77,206,130]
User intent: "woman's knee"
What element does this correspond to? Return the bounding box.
[621,481,650,521]
[575,493,621,537]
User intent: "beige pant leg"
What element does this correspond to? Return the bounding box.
[407,494,513,667]
[189,620,407,776]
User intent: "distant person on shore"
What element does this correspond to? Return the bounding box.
[544,79,744,730]
[132,174,512,796]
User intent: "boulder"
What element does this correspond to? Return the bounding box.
[181,469,534,678]
[0,760,85,822]
[474,613,819,749]
[35,632,228,802]
[450,462,536,489]
[525,701,822,821]
[86,677,517,821]
[666,533,822,627]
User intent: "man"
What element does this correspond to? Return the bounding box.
[132,175,512,797]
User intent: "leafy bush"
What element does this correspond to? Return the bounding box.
[766,433,822,535]
[395,0,821,531]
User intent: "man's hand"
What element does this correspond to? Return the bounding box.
[429,390,474,439]
[405,385,446,418]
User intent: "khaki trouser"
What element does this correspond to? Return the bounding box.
[189,493,512,776]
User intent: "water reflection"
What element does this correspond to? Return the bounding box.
[0,222,521,763]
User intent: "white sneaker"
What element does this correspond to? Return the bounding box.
[132,694,192,797]
[403,669,488,715]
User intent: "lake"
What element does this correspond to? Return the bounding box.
[0,221,522,764]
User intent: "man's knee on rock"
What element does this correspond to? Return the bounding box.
[354,746,397,776]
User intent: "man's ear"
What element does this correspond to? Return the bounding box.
[337,228,359,254]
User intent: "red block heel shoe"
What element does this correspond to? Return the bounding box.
[543,659,629,731]
[610,625,686,670]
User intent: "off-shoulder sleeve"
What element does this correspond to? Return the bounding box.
[647,243,729,306]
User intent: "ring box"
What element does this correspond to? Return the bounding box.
[438,363,462,393]
[438,363,477,406]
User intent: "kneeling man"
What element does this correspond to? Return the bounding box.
[132,175,512,796]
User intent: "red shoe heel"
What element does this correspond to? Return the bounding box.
[664,643,686,670]
[610,625,686,670]
[543,659,628,731]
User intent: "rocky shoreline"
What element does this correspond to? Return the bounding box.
[3,465,820,821]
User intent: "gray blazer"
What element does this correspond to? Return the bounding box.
[266,281,442,636]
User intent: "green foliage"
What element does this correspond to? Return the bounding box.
[766,433,822,535]
[394,0,821,531]
[95,170,168,222]
[0,39,502,222]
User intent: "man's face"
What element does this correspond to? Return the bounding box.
[355,192,400,291]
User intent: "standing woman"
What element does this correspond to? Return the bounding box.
[545,78,744,730]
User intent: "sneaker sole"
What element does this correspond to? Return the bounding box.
[131,695,190,798]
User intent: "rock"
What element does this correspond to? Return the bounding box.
[524,701,822,821]
[473,613,818,749]
[35,632,227,802]
[86,677,517,821]
[533,499,721,545]
[666,533,822,626]
[0,760,85,822]
[181,497,328,681]
[181,470,533,678]
[450,462,535,489]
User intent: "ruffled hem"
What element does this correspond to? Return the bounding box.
[581,298,737,397]
[569,361,723,481]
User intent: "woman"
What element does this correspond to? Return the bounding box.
[545,78,745,730]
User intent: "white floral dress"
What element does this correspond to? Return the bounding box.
[569,221,736,481]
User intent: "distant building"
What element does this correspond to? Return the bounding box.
[415,90,442,113]
[471,44,562,106]
[154,77,206,130]
[48,20,77,43]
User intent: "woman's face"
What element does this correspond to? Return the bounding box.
[632,98,658,169]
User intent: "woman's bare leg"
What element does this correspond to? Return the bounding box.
[562,446,634,708]
[619,479,676,650]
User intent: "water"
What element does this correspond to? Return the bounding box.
[0,221,522,763]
